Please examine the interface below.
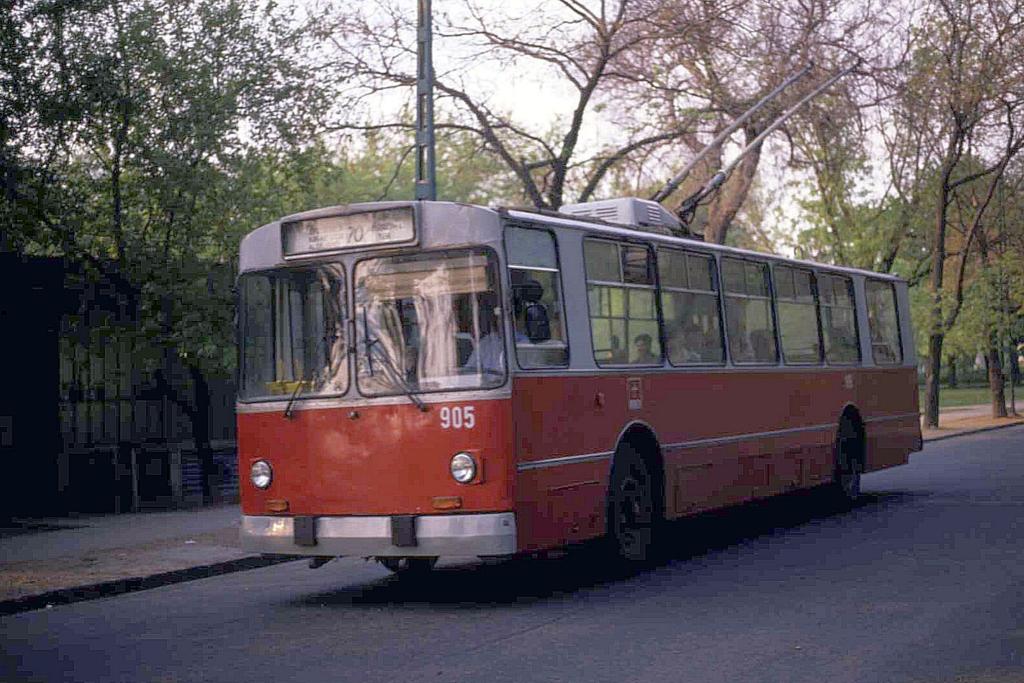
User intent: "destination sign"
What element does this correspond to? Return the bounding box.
[282,207,415,257]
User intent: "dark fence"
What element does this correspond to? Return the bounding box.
[2,254,238,517]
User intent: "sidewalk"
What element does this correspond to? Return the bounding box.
[921,402,1024,442]
[0,504,291,615]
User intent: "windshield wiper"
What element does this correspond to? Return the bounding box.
[369,342,428,412]
[283,366,317,419]
[283,330,350,419]
[362,318,427,412]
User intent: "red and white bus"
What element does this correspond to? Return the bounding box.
[237,197,922,569]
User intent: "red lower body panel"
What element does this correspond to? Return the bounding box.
[238,398,514,518]
[238,368,920,556]
[512,368,920,552]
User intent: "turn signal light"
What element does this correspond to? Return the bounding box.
[431,496,462,510]
[266,499,290,513]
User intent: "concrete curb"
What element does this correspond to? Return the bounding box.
[923,419,1024,444]
[0,555,299,617]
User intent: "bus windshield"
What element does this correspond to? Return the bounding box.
[355,248,506,396]
[238,264,348,401]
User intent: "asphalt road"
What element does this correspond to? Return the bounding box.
[4,425,1024,683]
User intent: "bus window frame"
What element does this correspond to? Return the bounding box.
[721,255,781,366]
[236,263,350,404]
[816,270,862,366]
[583,237,664,368]
[351,245,510,398]
[772,263,825,366]
[503,223,571,370]
[657,246,726,367]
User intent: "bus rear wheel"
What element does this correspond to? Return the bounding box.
[831,417,864,503]
[608,443,660,563]
[377,557,438,575]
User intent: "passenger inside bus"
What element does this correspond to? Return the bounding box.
[464,293,505,375]
[632,333,659,364]
[668,323,708,363]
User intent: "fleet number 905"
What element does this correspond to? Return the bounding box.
[439,405,475,429]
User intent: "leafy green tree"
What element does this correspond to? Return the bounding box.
[5,0,325,500]
[909,0,1024,427]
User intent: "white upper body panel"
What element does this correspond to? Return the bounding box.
[237,198,916,393]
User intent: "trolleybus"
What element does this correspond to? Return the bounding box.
[237,197,921,569]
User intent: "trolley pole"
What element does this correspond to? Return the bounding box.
[415,0,437,201]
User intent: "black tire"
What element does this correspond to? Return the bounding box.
[607,442,661,563]
[377,556,438,575]
[831,417,864,503]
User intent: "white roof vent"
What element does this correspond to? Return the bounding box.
[560,197,681,235]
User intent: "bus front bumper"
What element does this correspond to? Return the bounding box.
[239,512,517,557]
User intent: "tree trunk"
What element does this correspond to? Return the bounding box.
[1012,346,1021,386]
[946,355,958,388]
[109,139,127,264]
[704,127,762,245]
[924,132,959,429]
[924,334,944,428]
[987,343,1007,418]
[1010,346,1020,416]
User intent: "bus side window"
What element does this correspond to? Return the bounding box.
[775,265,822,364]
[819,273,860,364]
[505,226,569,368]
[722,257,777,364]
[585,239,661,366]
[865,280,902,365]
[659,248,724,365]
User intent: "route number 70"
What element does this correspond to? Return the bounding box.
[439,406,475,429]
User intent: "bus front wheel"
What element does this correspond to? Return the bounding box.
[607,443,660,563]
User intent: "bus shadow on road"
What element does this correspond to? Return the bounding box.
[289,487,913,609]
[661,487,910,559]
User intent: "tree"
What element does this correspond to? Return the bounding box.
[623,0,894,244]
[906,0,1024,427]
[314,0,707,211]
[976,168,1024,415]
[5,0,325,500]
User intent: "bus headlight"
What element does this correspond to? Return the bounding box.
[450,453,477,484]
[250,460,273,489]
